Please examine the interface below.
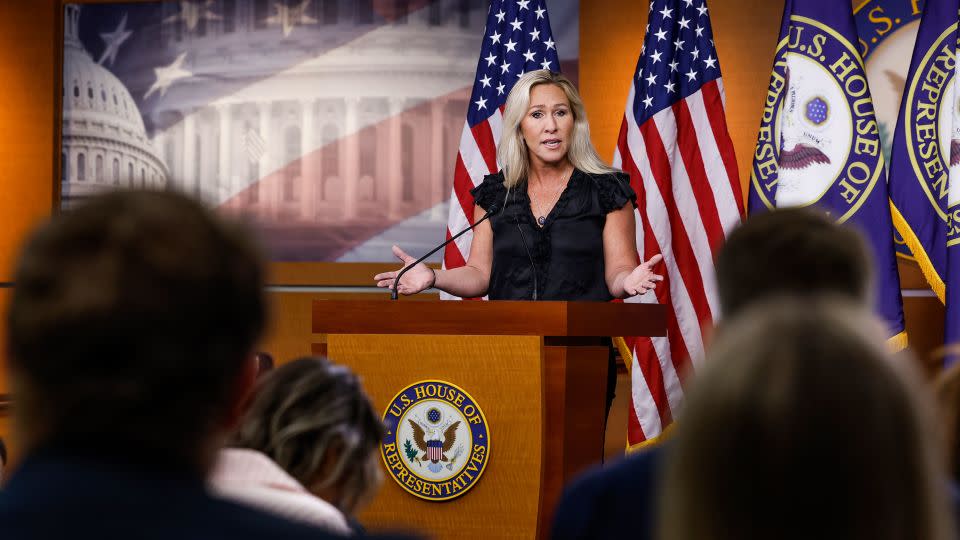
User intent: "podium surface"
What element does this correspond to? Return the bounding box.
[312,300,665,539]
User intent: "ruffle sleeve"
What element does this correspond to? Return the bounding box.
[469,172,508,213]
[596,172,638,214]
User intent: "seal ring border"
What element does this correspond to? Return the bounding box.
[751,15,883,224]
[902,22,957,223]
[380,379,491,502]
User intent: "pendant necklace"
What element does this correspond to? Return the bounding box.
[533,172,569,227]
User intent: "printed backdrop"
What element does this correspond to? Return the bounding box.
[61,0,579,261]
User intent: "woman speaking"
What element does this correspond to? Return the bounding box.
[375,70,663,301]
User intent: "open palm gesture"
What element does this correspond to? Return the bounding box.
[374,245,435,295]
[623,254,664,297]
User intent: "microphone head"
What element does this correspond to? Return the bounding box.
[486,203,502,216]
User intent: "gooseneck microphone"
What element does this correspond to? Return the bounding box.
[391,203,501,300]
[515,218,539,301]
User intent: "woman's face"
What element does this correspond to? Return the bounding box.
[520,83,574,168]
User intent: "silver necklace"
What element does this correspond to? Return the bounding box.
[531,172,569,226]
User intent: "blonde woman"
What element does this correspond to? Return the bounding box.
[211,357,385,535]
[375,70,663,301]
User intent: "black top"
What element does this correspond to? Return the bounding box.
[470,169,637,301]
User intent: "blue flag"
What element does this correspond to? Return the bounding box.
[749,0,906,346]
[886,0,960,363]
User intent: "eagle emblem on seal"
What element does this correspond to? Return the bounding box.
[409,419,461,465]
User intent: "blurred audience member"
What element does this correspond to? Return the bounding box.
[213,356,384,534]
[255,351,275,378]
[551,208,874,540]
[0,190,410,540]
[0,437,7,484]
[937,361,960,487]
[660,299,954,540]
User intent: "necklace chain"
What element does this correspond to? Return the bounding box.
[531,171,570,226]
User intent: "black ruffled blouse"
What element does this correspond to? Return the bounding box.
[470,169,637,301]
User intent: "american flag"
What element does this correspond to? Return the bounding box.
[441,0,561,294]
[613,0,743,449]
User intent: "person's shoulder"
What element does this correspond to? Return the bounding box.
[580,170,636,213]
[470,171,508,211]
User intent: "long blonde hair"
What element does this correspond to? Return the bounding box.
[498,70,617,188]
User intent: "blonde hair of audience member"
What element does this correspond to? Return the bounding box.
[660,298,954,540]
[232,357,384,517]
[936,360,960,486]
[498,70,616,189]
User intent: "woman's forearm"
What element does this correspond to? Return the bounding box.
[607,265,636,299]
[433,265,489,298]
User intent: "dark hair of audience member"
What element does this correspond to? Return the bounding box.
[660,298,954,540]
[715,208,872,319]
[7,190,266,471]
[0,436,6,466]
[231,356,385,516]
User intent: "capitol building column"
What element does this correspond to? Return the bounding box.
[387,97,403,220]
[257,101,274,216]
[430,98,445,220]
[300,99,316,221]
[342,96,359,221]
[182,111,196,195]
[217,103,233,200]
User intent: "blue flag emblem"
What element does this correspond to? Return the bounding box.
[751,0,906,346]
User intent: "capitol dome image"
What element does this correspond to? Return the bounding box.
[60,5,167,206]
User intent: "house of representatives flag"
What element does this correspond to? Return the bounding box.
[749,0,906,347]
[886,0,960,364]
[440,0,561,298]
[613,0,744,449]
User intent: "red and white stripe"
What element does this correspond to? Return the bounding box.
[441,109,504,299]
[615,78,743,450]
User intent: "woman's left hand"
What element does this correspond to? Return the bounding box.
[622,254,664,297]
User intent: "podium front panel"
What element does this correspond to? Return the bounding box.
[326,334,544,540]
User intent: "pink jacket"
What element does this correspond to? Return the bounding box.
[209,448,351,535]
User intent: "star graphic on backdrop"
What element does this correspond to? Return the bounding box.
[485,52,498,66]
[650,50,663,64]
[163,0,221,32]
[535,6,546,19]
[544,38,556,50]
[480,74,492,88]
[684,0,694,6]
[265,0,317,37]
[540,59,552,70]
[678,16,690,29]
[673,38,684,50]
[504,38,518,52]
[497,82,506,95]
[495,9,506,23]
[510,17,523,31]
[664,80,676,93]
[690,47,700,60]
[475,96,488,110]
[668,60,679,72]
[500,59,511,74]
[642,94,654,108]
[704,55,717,69]
[645,72,657,86]
[144,52,192,100]
[489,31,502,44]
[529,28,541,41]
[695,25,704,37]
[523,49,536,63]
[697,4,708,16]
[654,28,668,41]
[685,68,698,82]
[517,0,530,10]
[98,13,132,66]
[659,6,673,19]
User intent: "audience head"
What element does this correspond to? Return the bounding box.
[0,437,6,483]
[7,190,266,472]
[660,298,953,540]
[232,356,385,516]
[936,361,960,485]
[715,208,872,319]
[499,69,614,188]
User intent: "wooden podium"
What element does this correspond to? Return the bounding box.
[312,300,665,539]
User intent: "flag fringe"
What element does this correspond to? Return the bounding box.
[889,201,946,303]
[887,330,908,353]
[613,336,632,374]
[626,422,674,454]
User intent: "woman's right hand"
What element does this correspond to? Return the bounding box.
[374,245,436,295]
